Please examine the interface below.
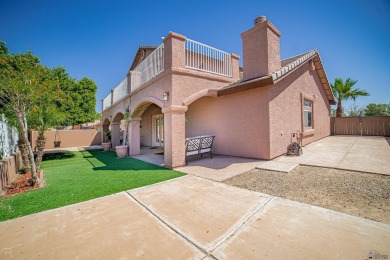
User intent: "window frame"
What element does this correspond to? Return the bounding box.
[301,93,315,135]
[303,100,313,129]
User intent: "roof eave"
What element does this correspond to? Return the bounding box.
[217,76,274,96]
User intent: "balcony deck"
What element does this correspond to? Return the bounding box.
[102,36,235,112]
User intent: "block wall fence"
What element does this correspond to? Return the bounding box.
[30,129,102,151]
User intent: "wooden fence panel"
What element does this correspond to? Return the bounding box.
[331,116,390,136]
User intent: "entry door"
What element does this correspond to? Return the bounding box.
[152,114,164,147]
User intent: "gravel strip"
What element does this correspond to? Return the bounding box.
[223,165,390,224]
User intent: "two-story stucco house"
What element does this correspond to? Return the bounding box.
[101,16,335,168]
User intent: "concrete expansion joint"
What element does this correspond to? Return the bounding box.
[127,175,189,193]
[336,137,358,168]
[209,196,275,255]
[124,191,208,256]
[189,174,228,184]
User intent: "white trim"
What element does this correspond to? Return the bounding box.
[152,114,164,147]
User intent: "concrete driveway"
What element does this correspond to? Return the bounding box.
[1,176,389,259]
[275,136,390,175]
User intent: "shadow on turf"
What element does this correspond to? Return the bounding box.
[42,152,76,161]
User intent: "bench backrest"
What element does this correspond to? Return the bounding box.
[185,135,215,153]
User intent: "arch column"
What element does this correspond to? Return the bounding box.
[111,122,121,149]
[128,117,142,156]
[162,105,188,168]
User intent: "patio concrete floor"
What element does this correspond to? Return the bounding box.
[176,155,264,181]
[275,135,390,175]
[1,176,389,259]
[133,136,390,181]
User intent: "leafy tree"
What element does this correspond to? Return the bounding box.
[75,77,97,124]
[0,40,8,55]
[331,107,348,117]
[331,78,369,117]
[0,43,60,183]
[364,103,390,116]
[95,112,102,120]
[53,67,97,127]
[346,103,364,117]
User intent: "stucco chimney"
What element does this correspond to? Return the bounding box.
[241,16,281,81]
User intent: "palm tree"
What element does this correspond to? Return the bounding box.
[29,104,64,169]
[330,78,369,117]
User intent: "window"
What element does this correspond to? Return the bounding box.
[303,100,313,128]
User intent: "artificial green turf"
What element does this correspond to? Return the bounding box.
[0,149,184,222]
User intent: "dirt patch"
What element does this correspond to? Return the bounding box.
[223,166,390,224]
[3,171,44,197]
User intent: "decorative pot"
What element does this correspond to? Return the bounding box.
[116,145,129,158]
[102,142,111,152]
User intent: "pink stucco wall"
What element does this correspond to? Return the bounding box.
[268,62,331,159]
[185,60,331,160]
[185,87,270,159]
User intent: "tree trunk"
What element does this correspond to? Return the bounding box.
[17,136,31,173]
[35,132,46,169]
[16,111,39,185]
[336,99,343,117]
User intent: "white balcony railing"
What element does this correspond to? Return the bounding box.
[131,43,164,91]
[185,39,232,77]
[112,77,128,104]
[102,93,112,110]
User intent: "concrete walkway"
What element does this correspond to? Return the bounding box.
[1,176,389,259]
[176,155,264,181]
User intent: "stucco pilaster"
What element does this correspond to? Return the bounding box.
[162,105,188,168]
[110,122,121,149]
[129,117,142,156]
[163,32,186,70]
[231,53,241,80]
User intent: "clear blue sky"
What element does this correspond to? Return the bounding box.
[1,0,389,112]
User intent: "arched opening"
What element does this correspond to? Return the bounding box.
[128,99,164,165]
[102,117,111,144]
[111,112,124,149]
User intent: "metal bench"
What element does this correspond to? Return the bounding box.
[185,135,215,164]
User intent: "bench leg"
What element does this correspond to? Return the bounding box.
[210,151,213,159]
